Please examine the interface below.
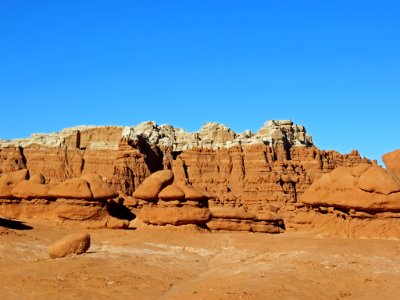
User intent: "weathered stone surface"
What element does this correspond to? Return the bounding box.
[208,206,284,233]
[171,145,366,213]
[83,174,117,199]
[210,207,256,220]
[48,178,93,199]
[150,170,174,184]
[29,173,45,184]
[106,216,130,229]
[0,169,29,198]
[358,166,400,195]
[0,121,366,206]
[383,149,400,176]
[0,120,372,234]
[175,181,207,200]
[129,217,146,229]
[48,233,91,258]
[132,178,163,200]
[0,147,26,173]
[133,170,174,200]
[11,180,50,199]
[256,210,281,222]
[301,150,400,212]
[158,185,185,200]
[207,219,252,232]
[55,203,106,221]
[138,206,211,226]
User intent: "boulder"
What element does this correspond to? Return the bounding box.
[123,196,140,207]
[383,149,400,178]
[133,178,163,200]
[106,216,130,229]
[150,170,174,183]
[129,217,146,229]
[301,157,400,212]
[0,169,29,198]
[158,185,185,200]
[175,181,207,200]
[48,233,91,258]
[11,180,50,199]
[29,173,45,184]
[83,174,117,199]
[133,170,174,200]
[48,178,93,199]
[358,166,400,195]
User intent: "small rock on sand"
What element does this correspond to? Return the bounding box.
[48,233,91,258]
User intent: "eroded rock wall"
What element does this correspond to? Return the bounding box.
[0,120,369,225]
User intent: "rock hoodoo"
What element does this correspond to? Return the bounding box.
[0,169,129,229]
[132,170,212,228]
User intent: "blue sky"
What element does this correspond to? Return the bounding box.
[0,1,399,164]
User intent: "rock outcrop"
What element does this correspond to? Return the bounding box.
[0,120,371,232]
[298,150,400,238]
[0,169,129,228]
[301,163,400,211]
[132,170,212,228]
[0,120,313,150]
[208,207,284,233]
[383,149,400,181]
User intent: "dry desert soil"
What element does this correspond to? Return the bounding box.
[1,222,400,300]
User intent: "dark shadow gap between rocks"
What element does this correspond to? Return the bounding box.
[0,218,33,230]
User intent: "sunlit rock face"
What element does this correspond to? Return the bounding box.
[0,120,369,231]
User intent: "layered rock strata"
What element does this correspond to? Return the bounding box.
[131,170,212,229]
[0,120,370,231]
[208,207,284,233]
[298,150,400,238]
[0,169,129,228]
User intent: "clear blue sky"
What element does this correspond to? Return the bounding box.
[0,1,399,164]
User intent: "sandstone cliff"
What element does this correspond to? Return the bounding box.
[0,120,369,229]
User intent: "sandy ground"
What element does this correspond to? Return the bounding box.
[1,221,400,300]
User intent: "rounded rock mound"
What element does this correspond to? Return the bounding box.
[48,233,91,258]
[48,178,93,199]
[133,170,174,200]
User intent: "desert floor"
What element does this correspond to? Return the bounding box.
[1,221,400,300]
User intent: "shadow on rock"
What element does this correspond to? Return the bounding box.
[107,200,135,221]
[0,218,33,230]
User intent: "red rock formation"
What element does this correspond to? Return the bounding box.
[48,233,91,258]
[0,170,128,229]
[172,146,367,215]
[301,163,400,211]
[0,147,26,173]
[383,149,400,180]
[0,121,371,232]
[208,207,284,233]
[133,170,174,200]
[132,171,212,229]
[298,150,400,238]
